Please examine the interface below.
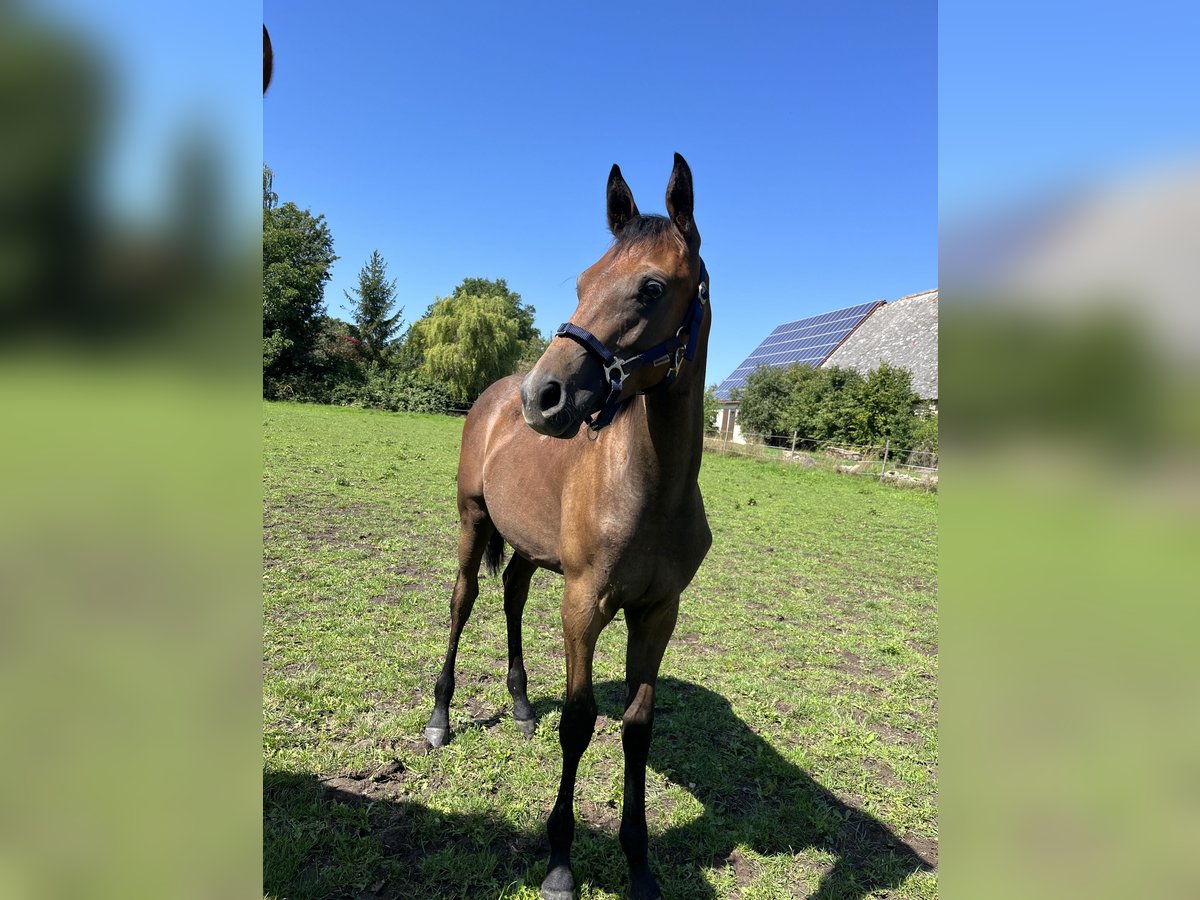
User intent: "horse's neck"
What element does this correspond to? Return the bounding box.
[611,355,707,506]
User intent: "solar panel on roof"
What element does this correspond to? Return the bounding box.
[714,300,883,400]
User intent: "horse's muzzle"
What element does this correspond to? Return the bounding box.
[520,372,581,438]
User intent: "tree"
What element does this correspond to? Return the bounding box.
[735,364,792,443]
[407,292,523,403]
[793,365,866,446]
[515,333,550,375]
[263,165,278,210]
[703,385,720,436]
[345,250,403,364]
[449,277,540,346]
[855,361,919,447]
[401,276,544,399]
[262,171,337,393]
[736,361,918,449]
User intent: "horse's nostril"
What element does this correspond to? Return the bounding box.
[539,380,563,414]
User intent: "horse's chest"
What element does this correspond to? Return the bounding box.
[584,503,710,601]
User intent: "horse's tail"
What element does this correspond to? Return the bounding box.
[483,530,506,578]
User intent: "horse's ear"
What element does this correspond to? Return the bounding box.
[665,152,695,237]
[264,26,273,93]
[607,164,639,236]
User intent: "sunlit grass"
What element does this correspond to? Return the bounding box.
[263,401,937,899]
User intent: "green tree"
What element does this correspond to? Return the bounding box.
[515,333,550,375]
[449,277,540,346]
[802,366,867,445]
[408,292,523,402]
[855,361,919,447]
[263,183,337,392]
[737,361,919,449]
[703,385,720,436]
[345,250,403,364]
[736,364,792,442]
[401,276,545,398]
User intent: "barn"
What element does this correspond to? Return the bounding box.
[713,289,938,443]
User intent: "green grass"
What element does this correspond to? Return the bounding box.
[264,401,938,899]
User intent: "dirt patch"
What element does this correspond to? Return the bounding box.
[864,758,903,791]
[836,650,865,675]
[464,696,492,721]
[320,758,410,801]
[387,563,426,578]
[577,797,620,830]
[905,833,938,867]
[868,720,919,746]
[711,847,757,887]
[907,638,938,657]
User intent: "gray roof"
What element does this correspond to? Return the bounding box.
[821,289,938,399]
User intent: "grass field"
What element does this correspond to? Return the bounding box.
[263,401,938,900]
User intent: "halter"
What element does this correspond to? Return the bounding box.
[553,259,709,436]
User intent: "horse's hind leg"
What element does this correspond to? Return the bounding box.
[502,553,537,736]
[425,503,493,748]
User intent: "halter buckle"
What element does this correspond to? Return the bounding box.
[603,358,628,386]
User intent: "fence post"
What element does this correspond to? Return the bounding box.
[790,431,798,457]
[880,439,890,481]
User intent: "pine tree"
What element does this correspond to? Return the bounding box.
[346,251,403,364]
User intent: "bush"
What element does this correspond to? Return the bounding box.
[335,369,454,414]
[737,361,925,452]
[907,412,939,467]
[735,366,792,445]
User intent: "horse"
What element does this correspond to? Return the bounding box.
[424,153,712,900]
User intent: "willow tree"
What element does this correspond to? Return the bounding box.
[408,292,522,403]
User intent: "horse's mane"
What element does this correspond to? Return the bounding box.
[614,214,678,249]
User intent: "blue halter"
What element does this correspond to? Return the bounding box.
[553,259,709,436]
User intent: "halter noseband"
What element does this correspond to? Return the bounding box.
[553,259,709,436]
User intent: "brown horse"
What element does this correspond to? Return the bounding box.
[425,154,712,900]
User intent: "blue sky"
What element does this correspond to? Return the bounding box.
[939,3,1200,222]
[265,2,936,389]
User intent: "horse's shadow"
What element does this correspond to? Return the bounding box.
[264,677,933,899]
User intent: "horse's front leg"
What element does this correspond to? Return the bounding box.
[541,586,611,900]
[425,506,491,748]
[619,598,678,900]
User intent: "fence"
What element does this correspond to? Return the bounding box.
[442,404,937,485]
[703,429,938,480]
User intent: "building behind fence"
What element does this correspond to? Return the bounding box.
[713,288,938,444]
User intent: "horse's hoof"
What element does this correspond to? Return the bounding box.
[541,865,575,900]
[424,726,449,748]
[515,716,536,737]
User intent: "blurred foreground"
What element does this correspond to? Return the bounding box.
[943,164,1200,897]
[0,4,260,899]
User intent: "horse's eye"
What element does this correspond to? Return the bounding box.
[641,281,664,300]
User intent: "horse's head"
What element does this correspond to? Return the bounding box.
[521,153,705,438]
